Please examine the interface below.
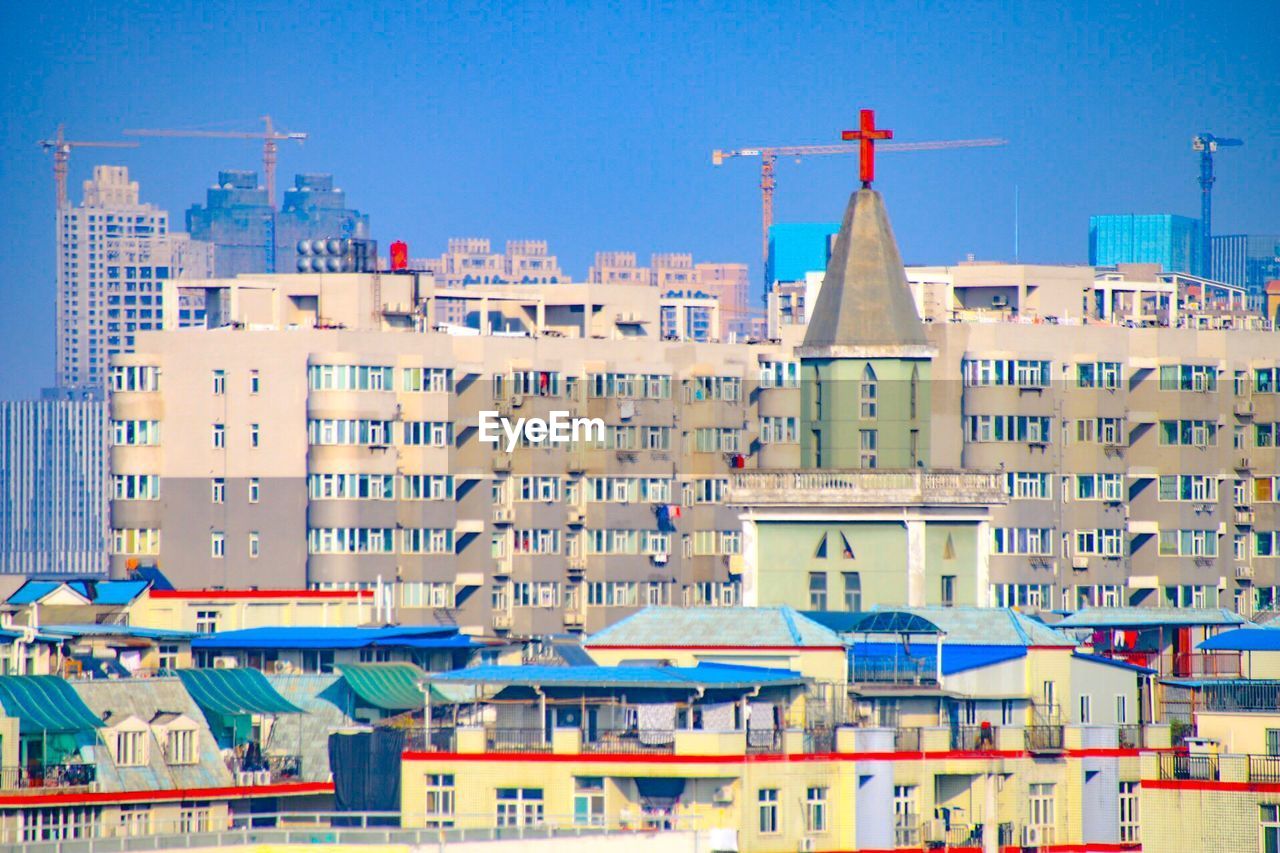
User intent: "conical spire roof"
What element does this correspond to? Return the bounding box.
[800,188,931,356]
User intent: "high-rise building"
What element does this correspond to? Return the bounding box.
[186,171,370,278]
[56,166,212,389]
[275,174,371,275]
[0,388,108,575]
[766,222,840,286]
[185,170,275,278]
[1213,234,1280,301]
[694,262,751,339]
[1089,214,1203,277]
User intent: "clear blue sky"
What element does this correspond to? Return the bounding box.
[1,0,1277,397]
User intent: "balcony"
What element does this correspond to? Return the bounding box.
[1118,724,1145,750]
[484,727,552,753]
[951,725,998,752]
[1236,509,1256,526]
[581,727,677,755]
[400,726,456,753]
[1025,724,1065,754]
[1250,754,1280,782]
[894,727,922,752]
[0,763,96,791]
[1159,753,1219,781]
[727,469,1008,507]
[226,753,302,784]
[850,656,938,686]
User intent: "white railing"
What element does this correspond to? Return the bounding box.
[728,469,1007,505]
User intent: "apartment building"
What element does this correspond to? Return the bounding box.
[111,272,789,636]
[399,607,1158,852]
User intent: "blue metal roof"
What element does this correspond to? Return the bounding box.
[192,625,477,650]
[1071,652,1156,674]
[1199,626,1280,652]
[429,662,807,690]
[7,579,150,606]
[1056,607,1247,629]
[586,607,844,648]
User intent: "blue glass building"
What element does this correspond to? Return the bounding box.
[766,222,840,284]
[1213,234,1280,298]
[1089,214,1203,276]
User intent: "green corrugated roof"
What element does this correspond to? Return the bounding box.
[0,676,104,734]
[339,662,427,712]
[177,668,302,716]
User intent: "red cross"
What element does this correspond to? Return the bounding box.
[842,109,894,188]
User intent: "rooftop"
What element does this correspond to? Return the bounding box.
[809,606,1077,648]
[585,606,843,648]
[727,469,1009,507]
[1055,608,1248,629]
[426,662,807,691]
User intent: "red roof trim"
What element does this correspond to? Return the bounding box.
[149,589,372,600]
[0,780,332,806]
[402,747,1146,764]
[1143,778,1280,793]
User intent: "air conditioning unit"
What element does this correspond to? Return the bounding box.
[1236,400,1256,416]
[236,771,255,786]
[798,839,816,853]
[272,659,293,675]
[493,613,513,630]
[921,819,945,843]
[1072,556,1089,571]
[255,770,272,786]
[567,509,585,526]
[213,656,238,669]
[1237,456,1253,470]
[991,295,1009,308]
[493,506,514,524]
[1237,565,1255,579]
[510,394,524,408]
[712,785,733,805]
[1023,825,1047,846]
[650,553,669,566]
[563,612,585,628]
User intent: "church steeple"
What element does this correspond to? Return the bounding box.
[799,110,934,470]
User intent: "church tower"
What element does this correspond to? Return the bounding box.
[797,114,934,469]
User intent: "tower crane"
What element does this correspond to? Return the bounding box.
[38,125,139,209]
[713,135,1008,267]
[1192,132,1242,278]
[123,115,307,202]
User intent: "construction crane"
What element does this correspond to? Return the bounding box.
[124,115,307,203]
[1193,132,1242,278]
[713,136,1008,266]
[38,125,139,209]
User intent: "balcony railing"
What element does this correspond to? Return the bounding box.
[226,754,302,783]
[401,726,457,754]
[727,469,1008,506]
[581,729,676,755]
[851,657,938,686]
[894,823,921,847]
[1249,754,1280,782]
[894,727,921,752]
[485,728,552,753]
[1025,725,1065,753]
[1118,724,1145,750]
[1159,753,1219,781]
[1173,652,1241,678]
[0,763,96,790]
[951,725,997,751]
[745,729,783,754]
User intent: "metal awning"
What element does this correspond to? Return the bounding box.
[339,662,427,712]
[0,676,104,735]
[177,668,302,716]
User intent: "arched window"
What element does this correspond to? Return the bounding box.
[860,364,878,419]
[909,364,920,419]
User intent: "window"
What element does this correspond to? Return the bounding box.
[1075,474,1123,502]
[1119,782,1139,843]
[403,421,452,447]
[249,370,260,394]
[1116,695,1129,725]
[496,788,544,827]
[113,474,159,500]
[402,528,454,555]
[860,429,877,468]
[1078,694,1092,724]
[111,419,161,446]
[941,575,956,607]
[307,528,396,554]
[991,528,1054,556]
[964,415,1053,443]
[809,572,828,611]
[1158,475,1220,502]
[211,478,225,504]
[805,786,827,833]
[248,532,260,559]
[166,729,196,764]
[424,774,455,828]
[403,475,455,501]
[893,785,918,846]
[1159,363,1217,392]
[210,532,225,558]
[963,358,1049,387]
[308,418,392,446]
[1077,361,1122,389]
[860,365,877,418]
[843,572,862,612]
[760,361,799,388]
[250,423,260,448]
[112,528,160,555]
[307,364,394,391]
[573,777,605,826]
[249,478,260,503]
[1075,529,1124,557]
[517,477,562,502]
[179,804,211,834]
[211,423,225,449]
[157,644,179,671]
[760,416,799,444]
[117,805,149,837]
[1157,529,1218,557]
[757,788,779,834]
[1159,419,1218,447]
[309,473,396,500]
[403,367,454,393]
[115,729,146,766]
[1007,472,1051,499]
[212,369,225,395]
[1028,782,1055,836]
